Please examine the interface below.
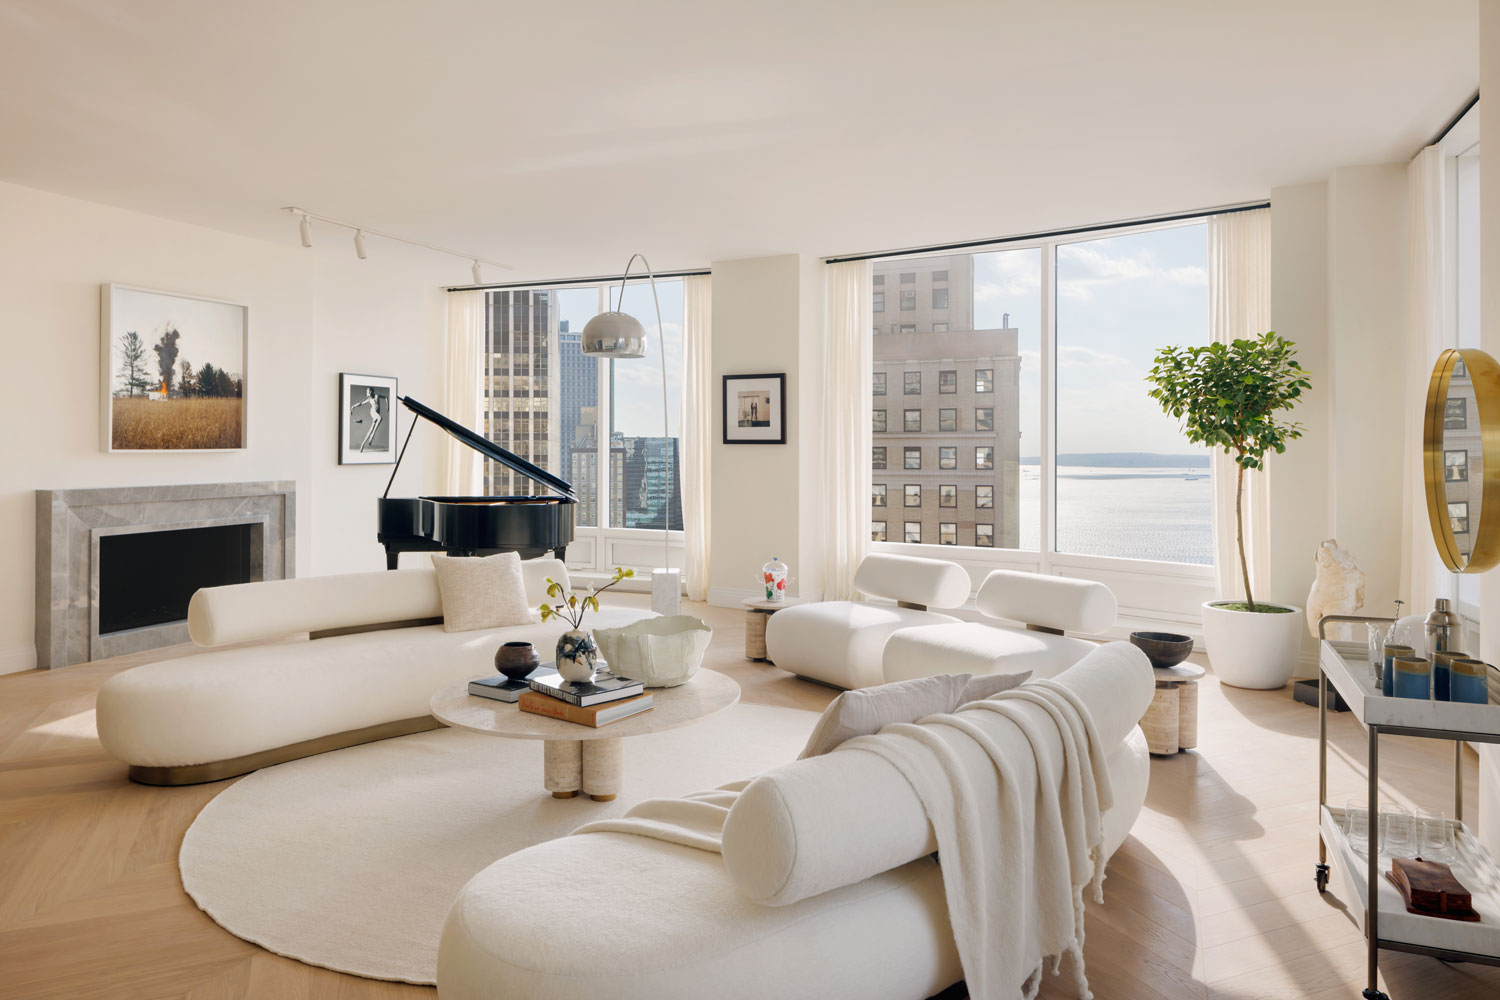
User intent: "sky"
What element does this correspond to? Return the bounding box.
[971,222,1211,457]
[109,287,245,389]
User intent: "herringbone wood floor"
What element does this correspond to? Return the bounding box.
[2,597,1498,999]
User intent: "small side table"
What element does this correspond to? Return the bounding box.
[742,597,804,662]
[1143,662,1204,755]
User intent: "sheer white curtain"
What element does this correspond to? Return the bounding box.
[821,260,873,601]
[1207,208,1272,601]
[441,290,485,495]
[681,274,713,601]
[1402,146,1447,614]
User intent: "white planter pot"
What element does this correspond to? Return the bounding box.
[1201,600,1303,690]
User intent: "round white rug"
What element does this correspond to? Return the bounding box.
[179,702,816,985]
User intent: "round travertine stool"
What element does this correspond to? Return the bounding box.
[742,597,805,662]
[1142,662,1204,754]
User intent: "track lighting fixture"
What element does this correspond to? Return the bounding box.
[280,206,510,280]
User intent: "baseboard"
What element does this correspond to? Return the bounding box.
[0,644,37,676]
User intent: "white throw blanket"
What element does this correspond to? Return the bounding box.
[571,678,1112,1000]
[843,678,1113,1000]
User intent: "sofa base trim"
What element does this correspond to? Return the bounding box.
[308,616,443,640]
[125,715,446,786]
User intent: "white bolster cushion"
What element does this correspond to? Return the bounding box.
[854,554,971,609]
[188,558,571,647]
[975,569,1117,634]
[721,640,1152,906]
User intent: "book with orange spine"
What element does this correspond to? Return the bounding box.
[517,690,654,728]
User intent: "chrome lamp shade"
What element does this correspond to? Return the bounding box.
[581,310,648,359]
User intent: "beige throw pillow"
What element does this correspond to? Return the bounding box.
[798,674,972,759]
[960,670,1031,704]
[432,552,533,633]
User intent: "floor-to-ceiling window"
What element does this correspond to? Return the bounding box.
[868,217,1214,582]
[479,278,686,573]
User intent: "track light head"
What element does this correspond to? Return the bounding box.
[472,260,483,285]
[354,230,368,260]
[298,213,312,248]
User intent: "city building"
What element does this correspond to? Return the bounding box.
[483,288,551,496]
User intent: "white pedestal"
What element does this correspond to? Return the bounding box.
[651,568,681,616]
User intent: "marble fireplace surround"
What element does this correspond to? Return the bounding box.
[36,482,295,668]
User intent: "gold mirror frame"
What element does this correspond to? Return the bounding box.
[1424,347,1500,572]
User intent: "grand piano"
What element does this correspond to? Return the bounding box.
[377,395,575,569]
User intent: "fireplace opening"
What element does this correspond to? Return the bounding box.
[98,524,258,635]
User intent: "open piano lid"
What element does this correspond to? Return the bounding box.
[391,395,576,501]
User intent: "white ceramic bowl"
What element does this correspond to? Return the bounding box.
[592,615,713,687]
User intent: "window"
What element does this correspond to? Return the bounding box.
[932,288,949,310]
[904,484,921,507]
[872,521,887,542]
[873,291,885,312]
[903,409,921,432]
[900,290,916,311]
[905,521,921,543]
[932,269,948,283]
[904,371,921,394]
[975,446,994,470]
[939,370,957,393]
[976,484,994,508]
[975,407,993,431]
[873,409,887,433]
[939,484,957,507]
[932,322,949,333]
[939,522,957,545]
[975,524,994,547]
[904,446,921,470]
[900,272,916,284]
[939,445,957,469]
[899,324,916,334]
[1055,223,1210,563]
[873,371,886,395]
[975,369,993,393]
[872,483,887,507]
[872,445,887,469]
[939,409,957,432]
[873,273,885,286]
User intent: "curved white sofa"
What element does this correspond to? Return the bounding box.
[437,642,1154,999]
[96,558,656,784]
[764,554,971,688]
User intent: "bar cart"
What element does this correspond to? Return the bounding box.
[1315,615,1500,999]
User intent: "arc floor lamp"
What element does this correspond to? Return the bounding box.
[580,254,680,615]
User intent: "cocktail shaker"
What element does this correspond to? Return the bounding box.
[1425,598,1461,655]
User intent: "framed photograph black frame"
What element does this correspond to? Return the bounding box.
[722,372,787,445]
[339,372,399,465]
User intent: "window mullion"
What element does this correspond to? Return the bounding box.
[1040,244,1056,573]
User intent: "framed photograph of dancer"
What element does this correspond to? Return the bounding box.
[339,373,398,464]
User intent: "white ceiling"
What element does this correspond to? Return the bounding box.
[0,0,1478,281]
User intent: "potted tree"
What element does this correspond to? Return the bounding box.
[1147,332,1312,689]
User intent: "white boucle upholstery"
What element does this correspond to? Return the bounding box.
[763,601,959,689]
[720,641,1152,906]
[187,558,569,647]
[97,606,650,768]
[883,620,1096,684]
[975,569,1117,635]
[854,553,971,609]
[434,728,1150,1000]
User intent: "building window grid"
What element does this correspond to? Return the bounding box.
[873,409,887,433]
[872,483,887,507]
[904,409,921,432]
[939,446,957,469]
[904,446,922,470]
[900,290,916,311]
[873,521,887,542]
[939,370,957,393]
[976,484,994,509]
[904,371,921,395]
[905,521,921,543]
[873,372,886,395]
[873,445,887,469]
[939,409,957,433]
[939,484,957,508]
[904,484,921,507]
[939,522,957,545]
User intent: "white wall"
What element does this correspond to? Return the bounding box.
[706,254,825,604]
[0,180,446,673]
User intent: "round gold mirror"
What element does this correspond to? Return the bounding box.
[1425,347,1500,572]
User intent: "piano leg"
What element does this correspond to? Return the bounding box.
[385,548,400,571]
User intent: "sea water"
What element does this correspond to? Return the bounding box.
[1017,465,1213,566]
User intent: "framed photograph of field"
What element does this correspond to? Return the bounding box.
[100,284,248,452]
[339,373,398,464]
[722,372,786,445]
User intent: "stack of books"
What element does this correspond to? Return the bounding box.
[470,666,653,727]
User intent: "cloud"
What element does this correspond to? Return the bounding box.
[1017,346,1129,370]
[1056,242,1207,302]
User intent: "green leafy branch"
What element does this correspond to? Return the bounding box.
[538,566,634,630]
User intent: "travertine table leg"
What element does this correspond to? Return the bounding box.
[1178,680,1199,750]
[1143,683,1181,755]
[544,740,582,798]
[581,738,622,802]
[745,610,769,660]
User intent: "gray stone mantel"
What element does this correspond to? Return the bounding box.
[35,482,295,668]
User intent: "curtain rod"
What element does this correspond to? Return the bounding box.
[822,201,1271,264]
[1427,90,1479,149]
[445,268,710,293]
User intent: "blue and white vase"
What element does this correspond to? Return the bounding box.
[556,629,598,683]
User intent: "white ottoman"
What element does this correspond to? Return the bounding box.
[883,621,1096,684]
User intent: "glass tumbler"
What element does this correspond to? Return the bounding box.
[1418,813,1452,861]
[1384,808,1416,859]
[1343,798,1369,853]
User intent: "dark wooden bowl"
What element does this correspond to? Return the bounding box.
[1129,631,1194,669]
[494,641,540,680]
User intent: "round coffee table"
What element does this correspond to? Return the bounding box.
[430,669,741,802]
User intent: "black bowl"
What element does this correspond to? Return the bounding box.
[1129,631,1194,669]
[494,640,541,680]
